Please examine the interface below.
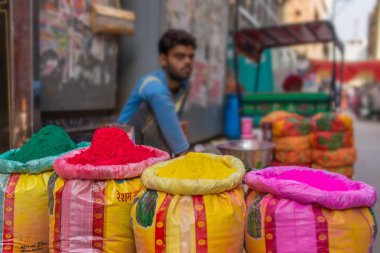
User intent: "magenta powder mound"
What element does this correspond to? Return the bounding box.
[277,169,349,191]
[245,166,377,209]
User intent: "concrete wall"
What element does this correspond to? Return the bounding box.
[165,0,229,143]
[117,0,166,111]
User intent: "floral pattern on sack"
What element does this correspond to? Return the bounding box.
[247,193,267,239]
[136,190,159,228]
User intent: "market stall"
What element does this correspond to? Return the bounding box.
[233,21,345,125]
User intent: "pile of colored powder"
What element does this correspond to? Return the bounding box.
[67,127,156,166]
[9,125,76,163]
[277,170,350,191]
[157,152,235,180]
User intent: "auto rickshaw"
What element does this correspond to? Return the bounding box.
[233,21,345,123]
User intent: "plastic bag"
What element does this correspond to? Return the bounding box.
[272,161,310,167]
[0,142,89,174]
[312,148,357,167]
[310,131,354,150]
[50,146,170,253]
[260,110,303,126]
[0,143,88,253]
[0,172,51,252]
[49,174,142,253]
[131,153,246,253]
[272,117,311,137]
[312,163,354,178]
[244,166,377,253]
[273,136,310,152]
[275,150,311,164]
[311,113,353,132]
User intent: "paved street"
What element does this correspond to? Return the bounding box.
[353,118,380,252]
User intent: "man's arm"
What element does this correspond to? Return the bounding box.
[141,83,190,155]
[118,92,138,123]
[118,102,131,123]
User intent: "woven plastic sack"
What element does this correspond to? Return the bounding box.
[260,110,303,126]
[0,172,51,253]
[310,131,354,150]
[0,142,88,253]
[311,113,353,132]
[275,150,311,164]
[312,147,357,167]
[49,146,170,253]
[272,161,311,167]
[131,153,246,253]
[0,142,89,174]
[273,136,310,152]
[272,117,311,137]
[312,163,354,178]
[245,166,377,253]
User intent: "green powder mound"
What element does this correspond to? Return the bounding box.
[9,125,76,163]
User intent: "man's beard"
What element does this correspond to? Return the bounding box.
[166,64,191,83]
[168,71,187,83]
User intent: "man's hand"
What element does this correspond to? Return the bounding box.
[180,121,189,140]
[175,150,189,157]
[173,121,190,158]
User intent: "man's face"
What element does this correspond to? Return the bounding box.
[160,45,195,82]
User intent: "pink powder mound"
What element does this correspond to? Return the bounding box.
[277,170,350,191]
[245,167,377,209]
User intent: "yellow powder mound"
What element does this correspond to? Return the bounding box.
[157,152,236,180]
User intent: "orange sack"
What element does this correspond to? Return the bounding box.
[273,136,310,152]
[311,163,354,178]
[310,131,354,150]
[260,110,303,125]
[311,148,357,168]
[275,150,311,165]
[272,161,311,167]
[311,113,353,132]
[272,117,311,137]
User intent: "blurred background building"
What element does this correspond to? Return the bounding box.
[368,0,380,59]
[281,0,330,60]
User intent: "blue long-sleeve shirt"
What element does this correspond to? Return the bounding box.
[118,70,189,154]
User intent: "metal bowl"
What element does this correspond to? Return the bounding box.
[216,140,275,171]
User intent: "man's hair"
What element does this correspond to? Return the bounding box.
[158,29,197,55]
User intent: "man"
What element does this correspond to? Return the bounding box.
[118,29,196,156]
[282,74,303,92]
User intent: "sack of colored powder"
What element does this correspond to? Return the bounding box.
[310,113,357,177]
[0,125,87,253]
[244,166,377,253]
[275,149,311,165]
[310,131,354,151]
[260,110,304,126]
[311,112,353,132]
[273,136,310,152]
[131,152,246,253]
[272,117,311,137]
[7,125,77,164]
[2,125,87,173]
[312,163,354,178]
[270,115,312,166]
[311,148,357,168]
[272,161,311,167]
[50,127,170,253]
